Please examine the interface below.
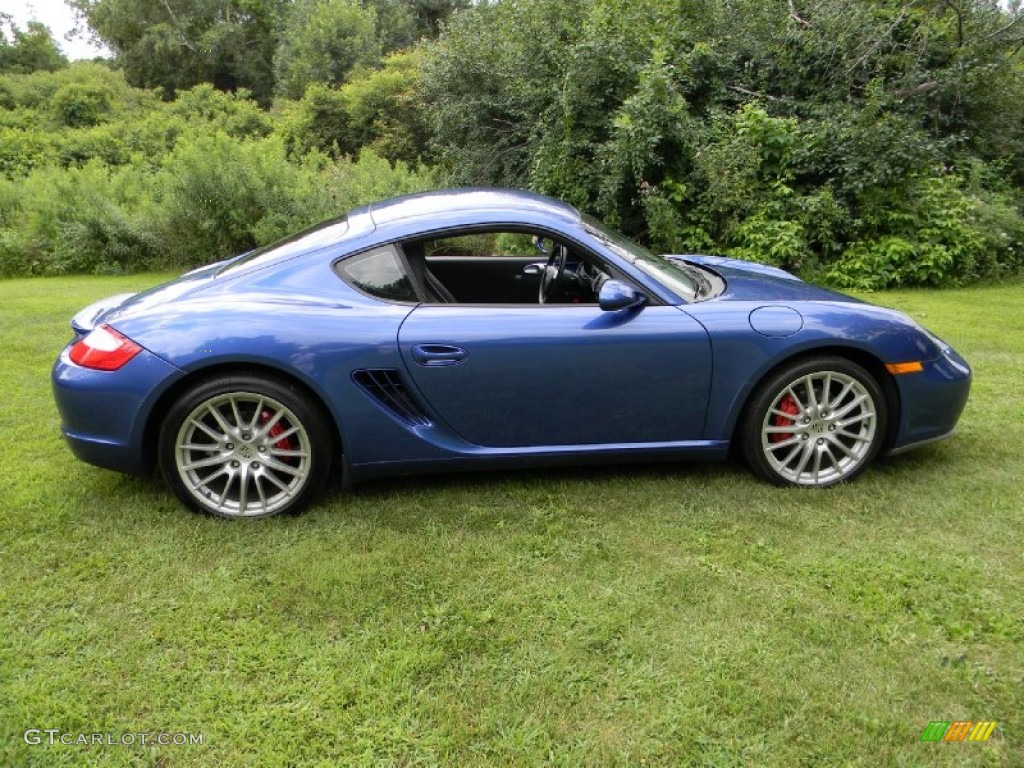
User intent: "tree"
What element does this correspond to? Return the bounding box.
[67,0,284,101]
[273,0,380,99]
[0,16,68,73]
[363,0,472,53]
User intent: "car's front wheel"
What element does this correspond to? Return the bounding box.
[158,374,332,518]
[741,356,886,487]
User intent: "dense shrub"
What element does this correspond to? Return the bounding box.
[0,161,158,276]
[0,139,433,276]
[2,0,1024,286]
[167,84,272,139]
[50,81,116,127]
[827,175,1009,290]
[277,51,428,166]
[423,0,1024,287]
[0,127,55,176]
[153,132,329,263]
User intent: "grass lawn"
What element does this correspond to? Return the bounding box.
[1,274,1021,767]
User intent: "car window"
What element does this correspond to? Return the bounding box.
[423,232,541,258]
[335,245,418,303]
[582,215,698,301]
[408,228,614,305]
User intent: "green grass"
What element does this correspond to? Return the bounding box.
[1,275,1022,767]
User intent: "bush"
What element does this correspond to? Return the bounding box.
[319,148,435,213]
[276,83,352,159]
[152,132,323,265]
[827,175,991,290]
[167,84,271,139]
[277,52,429,166]
[0,160,158,276]
[50,80,116,127]
[0,127,55,176]
[151,136,435,270]
[0,62,129,113]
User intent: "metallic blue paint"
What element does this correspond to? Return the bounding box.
[52,347,185,474]
[397,304,711,447]
[598,279,646,311]
[52,188,971,491]
[748,306,804,337]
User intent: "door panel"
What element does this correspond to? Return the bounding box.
[398,305,711,447]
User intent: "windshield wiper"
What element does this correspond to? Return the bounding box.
[681,264,711,300]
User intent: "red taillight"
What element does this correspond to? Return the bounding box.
[69,325,143,371]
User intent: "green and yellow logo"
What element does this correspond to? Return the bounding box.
[921,721,997,742]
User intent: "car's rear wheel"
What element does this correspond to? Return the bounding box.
[158,375,331,518]
[741,356,886,487]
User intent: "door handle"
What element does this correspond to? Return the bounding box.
[410,343,467,366]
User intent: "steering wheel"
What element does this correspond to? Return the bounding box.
[538,243,568,304]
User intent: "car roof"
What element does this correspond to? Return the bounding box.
[349,188,582,232]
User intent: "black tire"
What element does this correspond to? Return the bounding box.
[158,374,332,519]
[740,356,887,487]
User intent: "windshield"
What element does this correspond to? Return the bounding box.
[582,215,697,301]
[218,215,350,276]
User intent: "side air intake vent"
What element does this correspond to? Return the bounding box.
[352,369,432,427]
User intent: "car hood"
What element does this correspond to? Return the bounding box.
[670,255,864,304]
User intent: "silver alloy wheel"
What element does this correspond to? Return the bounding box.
[174,391,312,517]
[760,370,877,486]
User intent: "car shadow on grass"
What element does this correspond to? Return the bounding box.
[74,443,963,527]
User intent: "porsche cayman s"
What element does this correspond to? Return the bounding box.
[52,189,971,518]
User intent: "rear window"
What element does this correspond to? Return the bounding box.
[335,245,417,303]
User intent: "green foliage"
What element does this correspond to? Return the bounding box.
[3,0,1024,286]
[423,0,589,188]
[0,51,436,277]
[167,84,271,138]
[340,51,429,165]
[0,160,158,276]
[68,0,284,102]
[0,18,67,74]
[273,0,380,99]
[828,175,991,290]
[148,133,434,265]
[422,0,1024,286]
[0,124,434,275]
[279,51,428,164]
[153,132,318,262]
[50,81,116,127]
[0,127,55,176]
[729,211,807,270]
[0,61,131,113]
[276,82,352,157]
[319,148,435,213]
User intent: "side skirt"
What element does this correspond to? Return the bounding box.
[345,440,730,484]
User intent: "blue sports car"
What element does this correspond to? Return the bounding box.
[52,189,971,518]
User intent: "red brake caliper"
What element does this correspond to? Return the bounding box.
[770,394,800,443]
[260,410,293,453]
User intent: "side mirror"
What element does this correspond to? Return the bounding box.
[598,280,646,312]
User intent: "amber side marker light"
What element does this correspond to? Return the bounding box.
[885,361,924,375]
